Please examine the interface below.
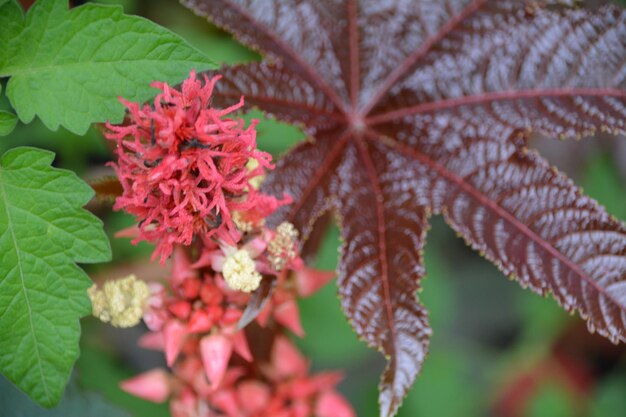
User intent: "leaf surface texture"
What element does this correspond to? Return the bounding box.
[181,1,626,415]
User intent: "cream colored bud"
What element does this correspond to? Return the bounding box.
[222,249,262,293]
[267,222,299,271]
[88,275,149,328]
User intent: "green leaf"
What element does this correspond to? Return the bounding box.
[0,147,111,407]
[0,111,17,136]
[0,0,215,134]
[0,373,131,417]
[0,0,25,65]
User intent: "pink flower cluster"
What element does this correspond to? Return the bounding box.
[105,71,288,263]
[121,247,352,417]
[106,72,355,417]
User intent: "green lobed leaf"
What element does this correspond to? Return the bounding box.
[0,111,17,136]
[0,373,131,417]
[0,0,24,65]
[0,0,215,134]
[0,147,111,407]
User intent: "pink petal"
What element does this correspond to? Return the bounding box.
[168,300,192,320]
[181,277,201,299]
[222,307,242,326]
[256,301,272,327]
[164,320,187,366]
[316,391,355,417]
[188,310,214,333]
[222,367,248,389]
[309,372,344,391]
[115,225,140,239]
[138,331,164,351]
[211,253,226,271]
[231,330,253,362]
[273,299,305,337]
[292,400,311,417]
[237,380,270,414]
[171,246,196,287]
[200,333,233,389]
[200,283,224,305]
[212,389,240,416]
[242,237,267,258]
[143,310,166,332]
[271,336,308,379]
[120,369,170,403]
[290,372,343,399]
[295,267,335,297]
[170,388,198,417]
[190,249,219,269]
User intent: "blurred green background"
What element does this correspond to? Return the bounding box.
[1,0,626,416]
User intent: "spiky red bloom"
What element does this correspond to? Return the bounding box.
[105,71,284,262]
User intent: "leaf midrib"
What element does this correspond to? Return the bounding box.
[360,0,489,115]
[0,172,51,405]
[355,139,398,363]
[374,132,626,313]
[218,0,347,112]
[286,131,351,223]
[366,88,626,124]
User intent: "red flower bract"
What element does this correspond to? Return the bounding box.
[105,71,284,262]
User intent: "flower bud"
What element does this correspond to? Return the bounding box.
[222,249,263,293]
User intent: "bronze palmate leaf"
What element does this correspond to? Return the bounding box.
[181,1,626,416]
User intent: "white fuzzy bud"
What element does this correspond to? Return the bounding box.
[88,274,149,328]
[222,249,263,293]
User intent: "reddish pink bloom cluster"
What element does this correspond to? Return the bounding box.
[105,71,288,263]
[121,247,352,417]
[107,72,355,417]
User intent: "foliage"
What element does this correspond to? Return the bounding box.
[0,0,215,134]
[0,111,17,136]
[0,0,220,407]
[179,1,626,416]
[0,0,625,416]
[0,83,17,136]
[0,147,110,406]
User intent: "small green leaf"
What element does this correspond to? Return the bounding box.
[0,111,17,136]
[0,0,215,134]
[0,147,111,407]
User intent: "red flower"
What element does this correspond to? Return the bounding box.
[106,71,354,417]
[105,71,284,262]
